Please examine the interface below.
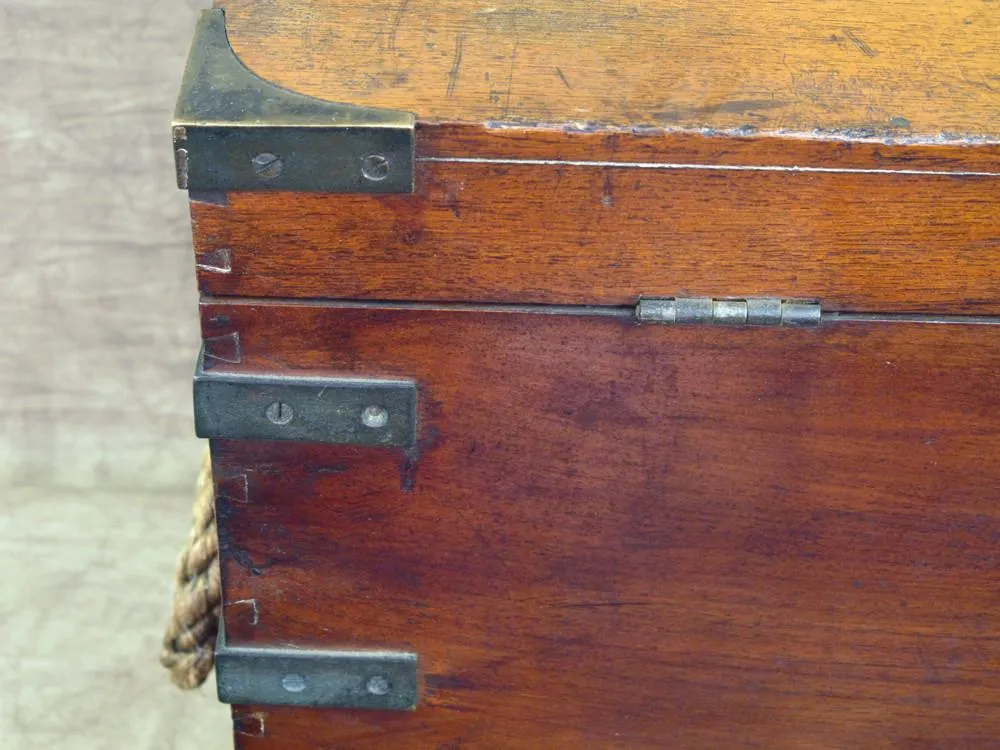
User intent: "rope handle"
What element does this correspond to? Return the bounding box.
[160,448,221,689]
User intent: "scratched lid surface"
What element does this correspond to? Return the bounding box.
[216,0,999,141]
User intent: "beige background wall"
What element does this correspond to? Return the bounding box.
[2,0,232,745]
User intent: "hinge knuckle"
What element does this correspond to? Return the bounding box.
[637,297,821,327]
[780,300,823,326]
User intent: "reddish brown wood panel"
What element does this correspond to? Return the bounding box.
[204,300,1000,749]
[419,124,1000,172]
[192,163,1000,312]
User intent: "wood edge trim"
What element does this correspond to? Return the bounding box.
[417,122,1000,173]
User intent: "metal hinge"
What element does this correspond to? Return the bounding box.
[193,354,418,447]
[636,297,822,327]
[173,9,415,194]
[216,620,419,710]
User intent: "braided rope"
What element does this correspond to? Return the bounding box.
[160,448,222,689]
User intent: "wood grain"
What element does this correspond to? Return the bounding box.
[192,162,1000,312]
[204,300,1000,748]
[216,0,1000,138]
[418,123,1000,172]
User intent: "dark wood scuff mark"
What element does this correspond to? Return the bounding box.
[557,600,655,609]
[188,190,229,206]
[387,0,410,51]
[601,174,614,207]
[555,66,572,89]
[232,711,266,737]
[843,28,879,57]
[653,99,790,122]
[196,247,232,274]
[446,34,465,98]
[500,22,520,118]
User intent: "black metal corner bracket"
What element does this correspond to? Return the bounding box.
[216,619,420,710]
[172,9,415,193]
[193,351,418,448]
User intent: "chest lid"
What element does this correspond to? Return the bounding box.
[215,0,999,135]
[176,2,1000,314]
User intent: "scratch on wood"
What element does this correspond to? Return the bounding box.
[195,247,232,274]
[188,190,228,206]
[217,472,249,504]
[447,34,465,98]
[556,600,655,609]
[601,174,614,207]
[418,156,1000,178]
[227,598,260,626]
[203,332,241,365]
[555,67,572,90]
[233,711,266,737]
[388,0,410,51]
[843,28,879,57]
[653,99,789,122]
[501,23,520,118]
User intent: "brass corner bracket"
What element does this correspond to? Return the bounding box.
[172,9,415,194]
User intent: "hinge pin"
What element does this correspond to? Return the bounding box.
[636,297,821,327]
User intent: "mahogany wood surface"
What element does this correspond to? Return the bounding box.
[417,124,1000,172]
[215,0,1000,138]
[192,162,1000,312]
[204,300,1000,749]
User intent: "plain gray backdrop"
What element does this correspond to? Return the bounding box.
[2,0,232,746]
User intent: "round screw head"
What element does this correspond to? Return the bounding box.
[361,405,389,429]
[251,152,283,179]
[366,675,391,696]
[265,401,294,425]
[281,673,307,693]
[361,154,390,182]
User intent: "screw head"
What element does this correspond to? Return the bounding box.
[361,405,389,429]
[251,152,283,179]
[281,673,307,693]
[366,675,391,696]
[265,401,294,425]
[361,154,390,182]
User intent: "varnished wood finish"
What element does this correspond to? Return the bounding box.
[192,163,1000,312]
[197,2,1000,310]
[205,300,1000,749]
[216,0,1000,137]
[194,4,1000,745]
[419,124,1000,172]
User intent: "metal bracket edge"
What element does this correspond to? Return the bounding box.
[216,620,419,710]
[193,351,418,447]
[173,9,416,193]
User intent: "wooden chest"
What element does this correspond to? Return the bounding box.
[174,2,1000,747]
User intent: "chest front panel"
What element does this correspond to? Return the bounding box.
[202,301,1000,748]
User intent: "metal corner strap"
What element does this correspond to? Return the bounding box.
[215,618,420,710]
[192,351,418,448]
[172,9,416,193]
